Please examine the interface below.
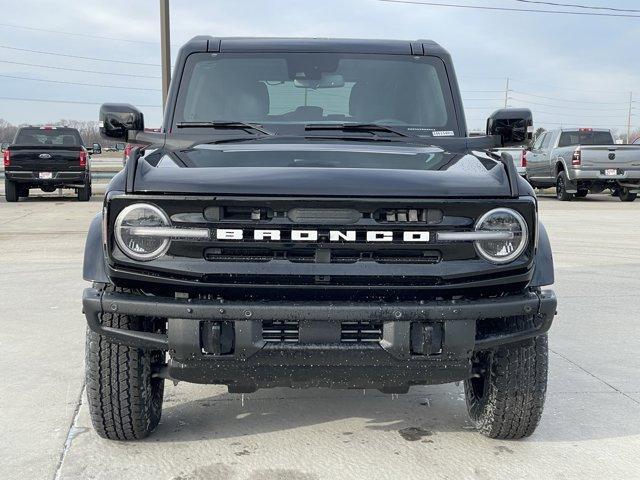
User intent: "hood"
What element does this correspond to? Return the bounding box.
[132,142,514,198]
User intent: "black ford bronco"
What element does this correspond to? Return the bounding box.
[83,37,556,441]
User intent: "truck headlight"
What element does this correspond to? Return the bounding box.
[114,203,171,261]
[474,208,528,264]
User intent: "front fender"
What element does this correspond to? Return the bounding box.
[531,221,554,287]
[83,212,109,283]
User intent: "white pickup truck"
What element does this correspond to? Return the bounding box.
[525,128,640,201]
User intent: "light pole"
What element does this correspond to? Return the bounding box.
[160,0,171,111]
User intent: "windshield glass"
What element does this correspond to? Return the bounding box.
[174,52,458,136]
[14,127,83,146]
[558,130,614,147]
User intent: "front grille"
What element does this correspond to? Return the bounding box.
[262,320,299,343]
[205,247,441,265]
[341,321,384,343]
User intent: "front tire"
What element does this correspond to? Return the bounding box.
[619,187,637,202]
[464,334,548,439]
[556,171,574,201]
[85,290,165,440]
[5,179,18,202]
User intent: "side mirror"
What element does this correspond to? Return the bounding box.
[92,143,102,155]
[486,108,533,148]
[99,103,144,141]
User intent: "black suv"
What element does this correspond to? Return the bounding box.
[82,37,556,441]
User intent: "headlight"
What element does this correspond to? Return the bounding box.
[474,208,528,264]
[114,203,171,261]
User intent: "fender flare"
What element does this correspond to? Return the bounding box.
[83,212,109,283]
[531,221,555,287]
[555,157,577,192]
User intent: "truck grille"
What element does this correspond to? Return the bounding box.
[341,321,384,343]
[205,247,441,265]
[262,320,299,343]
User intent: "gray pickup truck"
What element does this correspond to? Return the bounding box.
[525,128,640,201]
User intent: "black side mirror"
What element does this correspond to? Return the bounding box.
[486,108,533,148]
[99,103,144,141]
[92,143,102,155]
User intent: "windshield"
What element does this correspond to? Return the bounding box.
[14,127,83,146]
[558,130,614,147]
[174,52,459,136]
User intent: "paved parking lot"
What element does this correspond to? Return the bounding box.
[1,189,639,480]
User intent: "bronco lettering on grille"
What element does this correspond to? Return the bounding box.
[214,229,430,243]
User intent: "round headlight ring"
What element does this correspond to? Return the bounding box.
[114,203,171,261]
[474,208,528,264]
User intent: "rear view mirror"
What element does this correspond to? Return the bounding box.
[486,108,533,148]
[99,103,144,141]
[294,73,345,89]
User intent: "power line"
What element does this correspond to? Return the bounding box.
[378,0,640,17]
[0,45,161,67]
[514,1,640,13]
[0,60,161,79]
[509,96,631,111]
[0,96,162,108]
[0,73,160,92]
[0,22,164,46]
[511,90,630,105]
[517,109,632,118]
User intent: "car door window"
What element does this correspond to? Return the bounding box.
[541,132,553,150]
[532,133,546,151]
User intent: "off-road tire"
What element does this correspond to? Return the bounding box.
[5,179,18,202]
[77,179,92,202]
[85,288,165,440]
[555,171,573,201]
[619,187,637,202]
[464,334,548,439]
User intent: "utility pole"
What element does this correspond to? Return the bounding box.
[160,0,171,110]
[504,77,510,109]
[627,91,633,144]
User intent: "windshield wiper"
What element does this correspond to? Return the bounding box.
[176,121,274,135]
[305,123,410,137]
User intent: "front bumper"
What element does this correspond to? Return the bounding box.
[5,170,89,187]
[83,287,556,392]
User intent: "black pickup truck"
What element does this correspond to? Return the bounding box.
[82,37,556,441]
[3,126,93,202]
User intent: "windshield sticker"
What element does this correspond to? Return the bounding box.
[432,130,455,137]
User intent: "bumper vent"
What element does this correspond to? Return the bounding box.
[262,320,299,343]
[341,321,383,343]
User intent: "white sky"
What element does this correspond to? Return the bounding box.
[0,0,638,133]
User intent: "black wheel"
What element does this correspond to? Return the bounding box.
[556,171,574,201]
[619,187,637,202]
[5,179,18,202]
[574,189,588,198]
[77,180,92,202]
[464,333,548,439]
[85,287,165,440]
